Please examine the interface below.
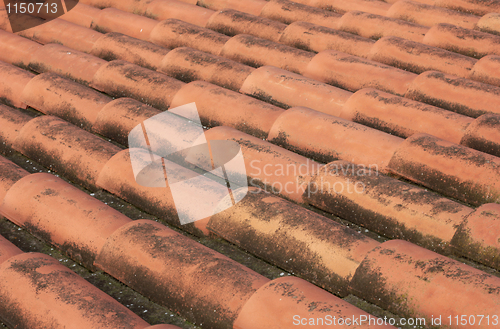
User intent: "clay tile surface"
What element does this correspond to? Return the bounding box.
[368,36,477,78]
[279,21,375,57]
[197,0,267,16]
[0,61,35,109]
[477,13,500,36]
[350,240,500,323]
[388,133,500,205]
[405,71,500,117]
[451,203,500,271]
[159,47,255,91]
[0,234,22,266]
[234,276,394,329]
[240,65,352,117]
[305,50,417,96]
[14,116,121,191]
[90,32,170,71]
[424,23,500,58]
[298,0,392,16]
[305,161,473,252]
[91,8,158,40]
[93,98,162,146]
[268,107,403,171]
[94,219,269,329]
[21,72,112,130]
[338,11,429,43]
[0,252,151,329]
[92,60,185,111]
[204,126,321,203]
[145,0,214,27]
[386,0,480,29]
[259,0,342,29]
[0,104,33,150]
[149,19,230,56]
[470,55,500,87]
[206,9,287,42]
[209,188,380,296]
[29,43,107,86]
[60,2,102,28]
[170,80,285,139]
[342,88,473,144]
[0,173,131,268]
[220,34,315,74]
[461,113,500,157]
[18,18,103,53]
[0,156,29,204]
[0,29,41,67]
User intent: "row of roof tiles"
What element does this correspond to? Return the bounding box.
[2,19,500,208]
[66,0,500,85]
[1,0,500,327]
[0,232,180,329]
[1,99,500,327]
[1,27,500,327]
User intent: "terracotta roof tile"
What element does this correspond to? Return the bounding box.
[267,107,403,171]
[0,252,153,329]
[405,70,500,117]
[386,0,480,29]
[204,126,321,203]
[29,44,107,86]
[369,36,478,77]
[338,10,429,42]
[0,173,131,269]
[18,18,102,53]
[293,0,392,16]
[197,0,267,15]
[387,133,500,205]
[79,0,151,13]
[93,98,162,146]
[208,187,380,296]
[279,20,375,57]
[206,8,287,42]
[419,0,500,16]
[220,33,315,74]
[240,65,352,116]
[91,60,185,110]
[0,104,33,150]
[305,161,474,252]
[0,156,29,205]
[477,12,500,35]
[0,30,41,68]
[159,47,255,91]
[259,0,342,29]
[90,32,171,71]
[61,2,102,28]
[234,276,395,329]
[451,203,500,271]
[460,113,500,157]
[470,55,500,87]
[145,0,214,26]
[0,61,34,109]
[149,18,230,55]
[424,23,500,58]
[350,240,500,322]
[342,88,473,143]
[304,49,418,96]
[92,7,158,39]
[170,81,284,139]
[0,234,23,266]
[94,219,270,328]
[21,72,112,130]
[14,116,121,191]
